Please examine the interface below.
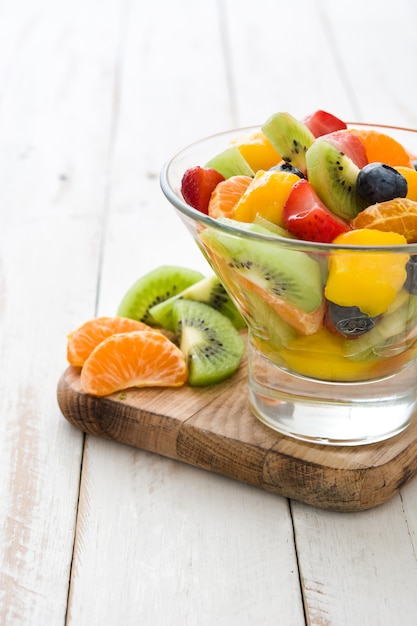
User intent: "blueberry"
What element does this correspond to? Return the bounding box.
[356,162,408,204]
[327,301,377,337]
[270,162,305,178]
[404,255,417,294]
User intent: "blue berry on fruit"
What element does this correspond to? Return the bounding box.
[356,162,408,204]
[327,301,377,337]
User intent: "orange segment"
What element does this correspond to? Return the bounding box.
[349,128,413,167]
[67,316,150,367]
[352,197,417,242]
[232,169,299,226]
[231,130,281,171]
[208,175,252,219]
[81,329,188,396]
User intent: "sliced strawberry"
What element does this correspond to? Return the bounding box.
[283,179,351,243]
[322,129,368,169]
[303,110,347,138]
[181,166,225,214]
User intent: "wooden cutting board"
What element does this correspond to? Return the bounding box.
[57,358,417,512]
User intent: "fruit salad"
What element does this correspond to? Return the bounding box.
[179,110,417,382]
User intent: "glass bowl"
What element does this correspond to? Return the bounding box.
[160,123,417,445]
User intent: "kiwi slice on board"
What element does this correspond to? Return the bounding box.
[199,227,323,313]
[262,112,315,174]
[117,266,204,326]
[205,147,255,179]
[172,299,245,386]
[149,274,246,332]
[306,138,368,220]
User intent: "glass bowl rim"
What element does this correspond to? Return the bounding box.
[160,122,417,253]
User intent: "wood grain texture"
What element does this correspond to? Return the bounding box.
[57,364,417,512]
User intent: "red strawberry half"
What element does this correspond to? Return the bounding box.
[181,166,225,214]
[283,179,351,243]
[303,110,347,138]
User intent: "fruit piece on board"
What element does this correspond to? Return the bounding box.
[171,299,245,386]
[232,169,299,226]
[303,110,347,137]
[325,229,409,317]
[351,197,417,243]
[208,175,252,219]
[322,129,368,168]
[283,179,351,243]
[117,266,205,326]
[262,112,315,174]
[199,224,324,313]
[205,146,255,179]
[306,138,368,220]
[230,130,281,171]
[181,166,225,214]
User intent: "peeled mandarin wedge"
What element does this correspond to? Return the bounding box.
[352,197,417,242]
[208,175,252,218]
[348,128,413,167]
[67,316,150,367]
[230,130,281,171]
[81,329,188,397]
[232,169,299,226]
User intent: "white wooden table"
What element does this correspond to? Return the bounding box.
[1,1,417,624]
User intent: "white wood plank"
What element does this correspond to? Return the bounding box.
[66,0,305,623]
[0,1,124,623]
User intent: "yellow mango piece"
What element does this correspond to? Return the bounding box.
[231,130,281,172]
[325,229,409,317]
[394,166,417,201]
[232,169,299,226]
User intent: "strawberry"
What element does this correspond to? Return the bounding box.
[181,166,225,214]
[283,179,351,243]
[303,110,347,138]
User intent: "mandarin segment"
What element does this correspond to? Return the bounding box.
[67,316,150,367]
[208,175,252,219]
[348,128,413,167]
[351,197,417,242]
[80,329,188,397]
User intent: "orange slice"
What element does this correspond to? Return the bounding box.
[352,197,417,242]
[349,128,413,167]
[67,316,150,367]
[208,175,252,219]
[81,329,188,396]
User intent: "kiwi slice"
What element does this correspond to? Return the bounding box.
[205,147,255,179]
[172,299,245,386]
[306,138,368,220]
[149,274,246,332]
[262,112,315,174]
[199,226,323,313]
[117,265,204,326]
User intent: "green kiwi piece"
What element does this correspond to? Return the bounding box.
[252,214,293,238]
[205,146,255,179]
[306,138,368,220]
[117,265,204,326]
[172,299,245,386]
[199,225,323,313]
[262,112,315,174]
[149,274,246,332]
[343,292,417,360]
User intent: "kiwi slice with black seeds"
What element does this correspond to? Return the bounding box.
[199,226,323,313]
[172,299,245,386]
[149,274,246,332]
[306,138,368,220]
[262,112,315,174]
[117,265,204,326]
